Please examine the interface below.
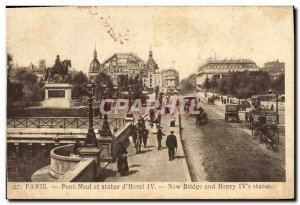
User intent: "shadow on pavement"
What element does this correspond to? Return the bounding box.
[138,149,152,154]
[100,169,118,181]
[121,170,138,177]
[129,164,141,168]
[175,155,186,159]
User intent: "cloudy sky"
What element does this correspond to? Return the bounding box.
[6,7,293,79]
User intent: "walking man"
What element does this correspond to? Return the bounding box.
[142,128,149,148]
[156,126,165,150]
[166,130,177,161]
[157,113,162,125]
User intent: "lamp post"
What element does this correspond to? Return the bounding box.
[85,80,97,147]
[269,89,279,124]
[236,89,241,110]
[126,85,134,118]
[100,83,112,137]
[274,91,279,124]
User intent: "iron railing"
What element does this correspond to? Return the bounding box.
[7,117,126,130]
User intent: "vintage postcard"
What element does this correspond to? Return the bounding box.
[6,6,294,199]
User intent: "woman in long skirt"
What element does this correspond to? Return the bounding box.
[116,142,129,176]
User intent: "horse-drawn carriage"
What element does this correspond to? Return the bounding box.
[225,104,239,123]
[245,109,278,129]
[245,109,279,152]
[196,110,208,125]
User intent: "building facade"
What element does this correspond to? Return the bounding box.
[262,59,285,79]
[102,52,144,85]
[141,50,162,92]
[162,68,180,93]
[196,58,260,90]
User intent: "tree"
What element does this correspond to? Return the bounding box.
[7,54,25,105]
[117,74,129,91]
[14,68,44,104]
[94,72,114,100]
[180,73,197,94]
[215,71,271,99]
[271,73,284,93]
[71,71,88,99]
[203,76,211,90]
[131,75,144,99]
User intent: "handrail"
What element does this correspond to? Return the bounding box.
[7,117,125,129]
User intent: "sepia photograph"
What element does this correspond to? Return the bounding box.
[5,6,294,200]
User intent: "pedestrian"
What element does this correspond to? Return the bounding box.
[136,133,142,154]
[116,142,129,176]
[270,104,274,111]
[139,115,145,126]
[170,114,176,127]
[156,126,165,150]
[157,113,162,125]
[166,131,177,161]
[142,128,149,148]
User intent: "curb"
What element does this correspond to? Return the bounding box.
[177,111,192,182]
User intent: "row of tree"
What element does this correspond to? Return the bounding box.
[179,70,285,99]
[203,71,284,99]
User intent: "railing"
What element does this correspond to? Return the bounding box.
[7,117,126,130]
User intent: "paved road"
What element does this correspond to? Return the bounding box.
[181,101,286,182]
[103,112,191,182]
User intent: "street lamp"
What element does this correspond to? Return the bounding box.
[269,89,279,124]
[99,83,112,137]
[85,80,97,147]
[236,89,241,109]
[126,85,134,118]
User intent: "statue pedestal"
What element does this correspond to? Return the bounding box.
[42,83,74,108]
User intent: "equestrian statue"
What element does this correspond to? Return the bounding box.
[44,55,72,82]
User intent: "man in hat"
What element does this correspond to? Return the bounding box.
[166,130,177,160]
[156,126,165,150]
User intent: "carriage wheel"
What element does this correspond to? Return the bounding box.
[258,133,263,144]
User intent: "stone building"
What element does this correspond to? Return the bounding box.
[262,59,285,79]
[102,52,144,85]
[141,50,162,92]
[162,68,180,93]
[196,58,260,90]
[88,47,101,82]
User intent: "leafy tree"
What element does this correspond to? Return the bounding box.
[180,73,197,94]
[71,71,88,99]
[271,73,284,93]
[215,71,271,99]
[117,74,129,91]
[131,75,144,99]
[7,54,25,105]
[94,72,114,100]
[14,68,44,104]
[203,76,211,90]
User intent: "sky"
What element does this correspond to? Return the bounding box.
[6,7,294,79]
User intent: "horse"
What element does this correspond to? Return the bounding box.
[44,59,72,82]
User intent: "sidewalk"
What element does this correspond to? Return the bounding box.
[103,112,191,182]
